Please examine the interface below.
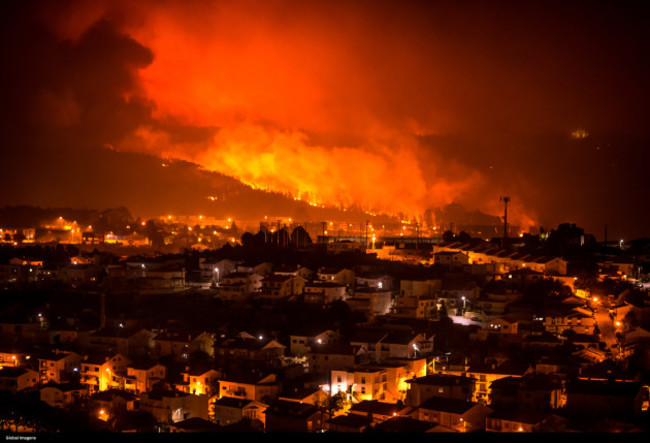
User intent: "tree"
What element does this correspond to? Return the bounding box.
[144,220,164,248]
[622,310,640,331]
[442,230,454,242]
[240,232,255,247]
[438,303,449,320]
[593,322,601,337]
[457,231,471,244]
[290,226,312,248]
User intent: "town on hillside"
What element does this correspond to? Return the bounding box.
[1,213,650,433]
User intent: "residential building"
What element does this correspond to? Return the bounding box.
[317,267,355,286]
[416,397,493,432]
[259,274,307,304]
[39,382,86,408]
[38,351,82,384]
[303,282,346,305]
[289,328,339,357]
[80,354,130,392]
[218,372,281,403]
[212,397,267,428]
[405,374,477,406]
[88,328,155,358]
[219,272,263,301]
[0,367,39,393]
[176,368,221,396]
[140,389,210,424]
[264,399,323,432]
[309,343,366,376]
[564,379,645,418]
[348,400,411,423]
[124,360,167,395]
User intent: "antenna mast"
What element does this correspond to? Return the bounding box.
[500,196,510,248]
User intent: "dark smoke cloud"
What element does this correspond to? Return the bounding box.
[0,0,648,240]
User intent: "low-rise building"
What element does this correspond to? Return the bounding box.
[218,372,281,403]
[80,353,130,393]
[544,311,596,335]
[176,368,221,397]
[259,274,307,304]
[348,400,411,424]
[303,282,346,305]
[0,367,39,393]
[38,351,82,384]
[405,374,477,406]
[124,360,167,395]
[39,382,86,408]
[416,397,493,432]
[212,396,267,428]
[317,267,356,286]
[309,343,366,376]
[264,399,323,432]
[140,389,210,424]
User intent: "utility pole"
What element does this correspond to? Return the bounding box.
[322,221,327,254]
[500,196,510,249]
[100,292,106,330]
[365,220,369,250]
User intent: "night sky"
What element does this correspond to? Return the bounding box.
[1,0,648,240]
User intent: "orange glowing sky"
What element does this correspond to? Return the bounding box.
[3,0,649,239]
[39,0,534,226]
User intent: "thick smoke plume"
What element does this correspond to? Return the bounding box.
[5,1,649,237]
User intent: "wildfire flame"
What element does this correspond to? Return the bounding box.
[45,0,538,229]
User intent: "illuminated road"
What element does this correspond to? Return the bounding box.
[593,305,618,350]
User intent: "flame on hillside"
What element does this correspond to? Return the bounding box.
[45,0,538,230]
